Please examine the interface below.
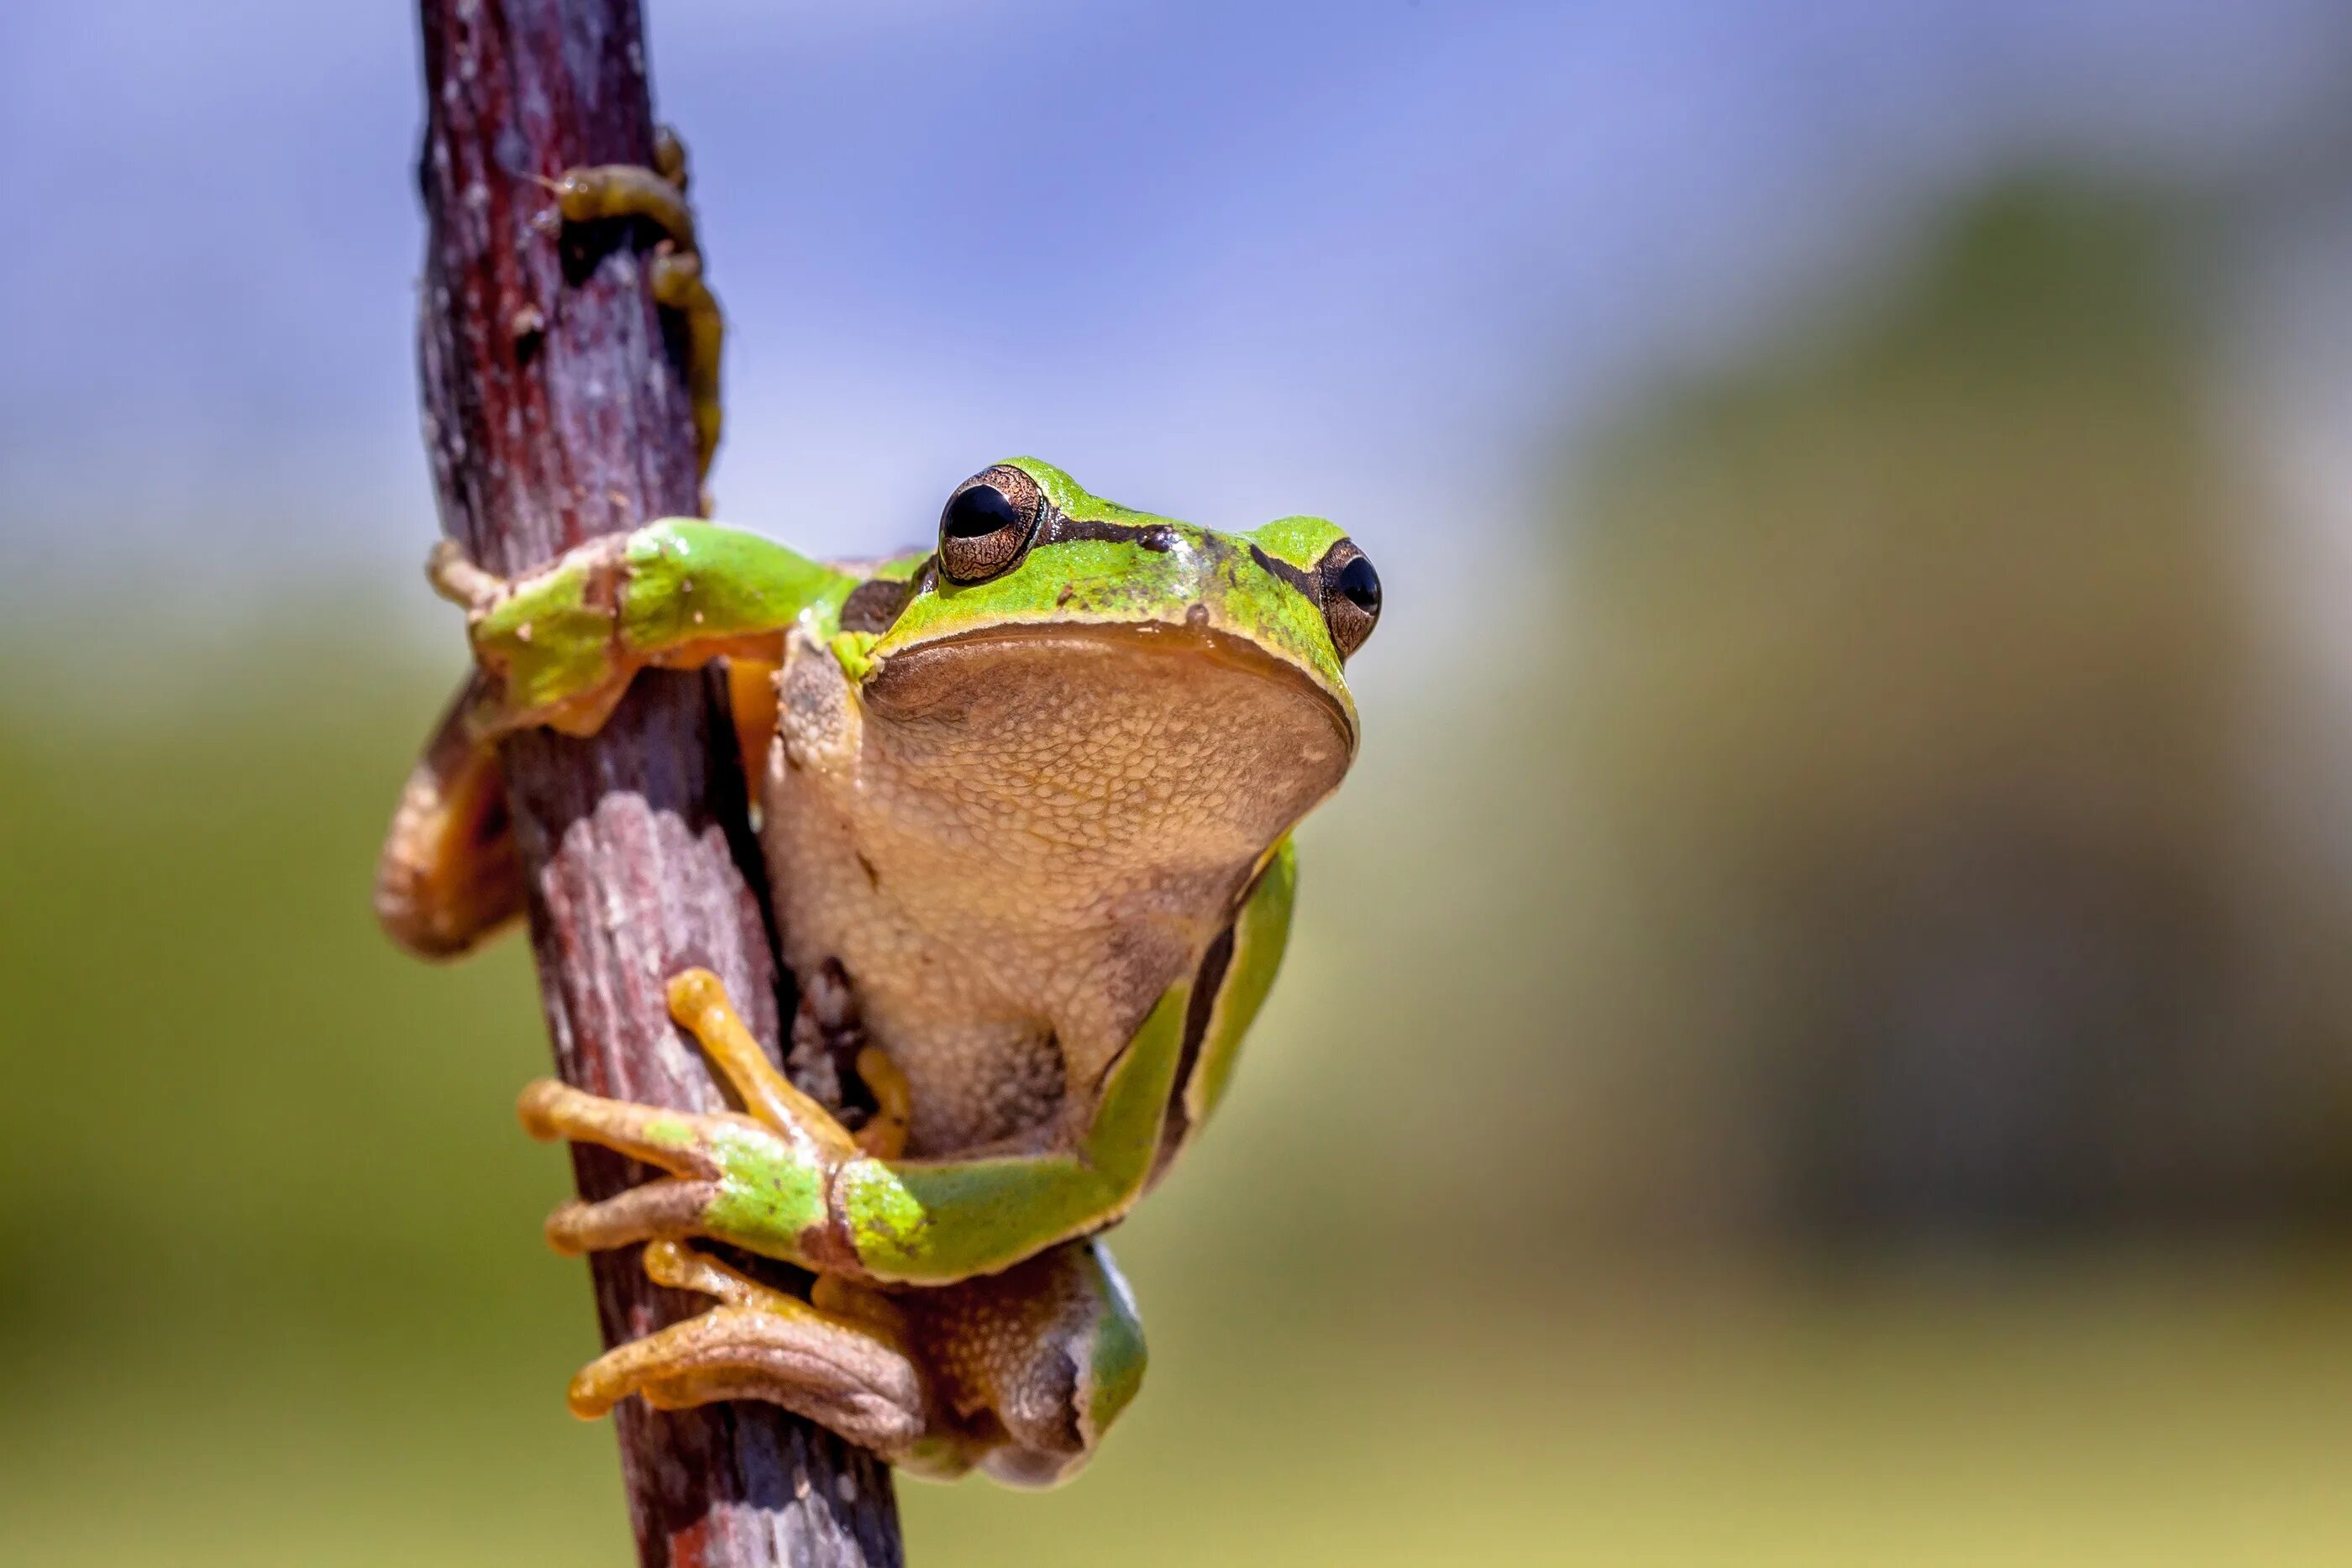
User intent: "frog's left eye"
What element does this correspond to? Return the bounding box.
[1315,538,1380,658]
[939,464,1045,585]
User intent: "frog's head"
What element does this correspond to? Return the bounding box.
[848,459,1378,870]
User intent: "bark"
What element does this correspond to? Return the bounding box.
[412,2,904,1562]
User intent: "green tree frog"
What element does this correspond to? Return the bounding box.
[375,147,1378,1487]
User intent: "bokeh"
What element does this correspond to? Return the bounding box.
[8,3,2352,1564]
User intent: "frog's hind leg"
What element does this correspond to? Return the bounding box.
[373,656,772,961]
[554,125,724,486]
[375,674,522,959]
[910,1238,1147,1488]
[567,1240,932,1460]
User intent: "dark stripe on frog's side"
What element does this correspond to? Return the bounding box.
[1167,924,1237,1150]
[1146,932,1233,1183]
[1151,858,1269,1177]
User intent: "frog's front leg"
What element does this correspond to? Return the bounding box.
[555,125,725,483]
[522,970,1188,1286]
[373,524,853,957]
[432,514,854,742]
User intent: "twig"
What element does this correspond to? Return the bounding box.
[412,2,904,1561]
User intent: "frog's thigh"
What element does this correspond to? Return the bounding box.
[569,1242,928,1456]
[915,1238,1147,1487]
[375,674,522,959]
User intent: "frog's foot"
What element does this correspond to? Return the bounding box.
[517,973,907,1248]
[418,524,799,745]
[523,970,1147,1480]
[375,531,612,957]
[566,1240,932,1458]
[374,537,664,958]
[375,674,523,959]
[906,1239,1148,1487]
[567,1237,1147,1487]
[517,1079,825,1258]
[554,124,724,487]
[516,970,865,1266]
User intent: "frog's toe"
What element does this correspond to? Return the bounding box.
[425,538,504,611]
[553,161,697,254]
[542,1180,718,1256]
[567,1303,928,1455]
[649,249,722,480]
[548,135,723,485]
[517,1078,732,1177]
[517,1077,843,1266]
[517,1079,733,1253]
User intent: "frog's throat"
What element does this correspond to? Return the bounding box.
[862,618,1357,756]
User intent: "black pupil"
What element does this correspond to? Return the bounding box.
[945,484,1021,538]
[1333,554,1381,616]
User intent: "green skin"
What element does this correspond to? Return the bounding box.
[475,464,1357,742]
[479,460,1347,1283]
[417,457,1370,1481]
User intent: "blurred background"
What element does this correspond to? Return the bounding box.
[8,1,2352,1562]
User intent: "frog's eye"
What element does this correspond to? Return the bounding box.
[938,464,1045,585]
[1315,538,1380,659]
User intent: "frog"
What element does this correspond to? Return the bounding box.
[374,141,1378,1487]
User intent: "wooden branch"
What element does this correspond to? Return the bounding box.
[412,2,903,1562]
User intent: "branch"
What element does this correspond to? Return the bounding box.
[412,2,904,1562]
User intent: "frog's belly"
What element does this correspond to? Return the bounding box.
[762,758,1214,1158]
[755,624,1318,1156]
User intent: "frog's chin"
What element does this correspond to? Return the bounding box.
[858,619,1354,853]
[864,618,1352,743]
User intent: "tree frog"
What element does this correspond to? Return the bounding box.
[375,147,1378,1487]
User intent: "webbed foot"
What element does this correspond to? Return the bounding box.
[567,1240,932,1459]
[514,971,873,1269]
[569,1236,1145,1487]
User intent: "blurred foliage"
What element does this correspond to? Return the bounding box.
[8,177,2352,1562]
[1541,180,2352,1242]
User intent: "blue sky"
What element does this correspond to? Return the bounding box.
[3,0,2345,639]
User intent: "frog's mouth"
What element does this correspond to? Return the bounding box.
[860,619,1355,844]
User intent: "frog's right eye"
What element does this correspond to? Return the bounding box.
[939,464,1045,585]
